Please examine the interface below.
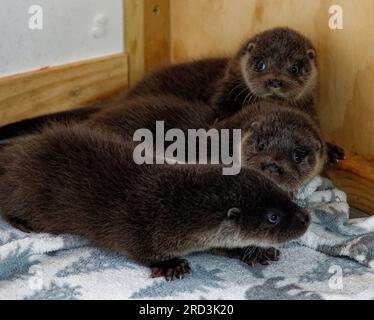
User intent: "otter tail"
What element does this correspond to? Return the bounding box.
[0,106,101,141]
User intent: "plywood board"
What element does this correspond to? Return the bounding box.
[0,53,128,126]
[125,0,170,86]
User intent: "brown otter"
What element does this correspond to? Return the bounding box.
[84,96,322,265]
[0,124,309,281]
[0,27,344,163]
[85,95,326,193]
[213,28,317,118]
[216,103,327,192]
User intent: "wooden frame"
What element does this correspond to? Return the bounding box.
[0,54,128,126]
[0,0,172,126]
[328,154,374,215]
[124,0,170,87]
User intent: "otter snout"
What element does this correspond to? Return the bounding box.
[267,79,283,89]
[261,162,284,176]
[295,208,310,228]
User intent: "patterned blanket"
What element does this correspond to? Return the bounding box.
[1,176,374,300]
[295,176,374,268]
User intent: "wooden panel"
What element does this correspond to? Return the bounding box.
[170,0,374,161]
[124,0,145,86]
[125,0,170,86]
[0,54,128,126]
[144,0,171,73]
[328,153,374,215]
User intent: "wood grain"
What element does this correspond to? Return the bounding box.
[125,0,170,87]
[144,0,171,73]
[328,155,374,215]
[0,54,128,126]
[124,0,145,86]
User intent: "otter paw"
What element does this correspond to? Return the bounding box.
[7,217,33,233]
[327,143,345,164]
[150,258,192,282]
[242,247,281,267]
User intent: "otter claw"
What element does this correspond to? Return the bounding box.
[327,143,345,164]
[243,247,281,267]
[150,258,191,281]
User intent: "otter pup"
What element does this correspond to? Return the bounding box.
[0,28,344,163]
[211,27,342,163]
[0,125,309,281]
[212,28,317,119]
[216,103,327,192]
[85,96,326,193]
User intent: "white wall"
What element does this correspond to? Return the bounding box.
[0,0,124,77]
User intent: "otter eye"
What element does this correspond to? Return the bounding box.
[293,149,308,164]
[266,213,280,225]
[258,142,267,152]
[290,65,300,75]
[255,61,267,72]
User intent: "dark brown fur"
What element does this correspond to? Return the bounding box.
[213,28,317,119]
[84,95,326,192]
[85,95,216,140]
[0,106,100,140]
[216,103,327,192]
[0,125,309,280]
[127,58,227,106]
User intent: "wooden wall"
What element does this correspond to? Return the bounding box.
[0,54,128,126]
[170,0,374,161]
[125,0,170,86]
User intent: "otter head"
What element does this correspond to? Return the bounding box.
[239,27,317,101]
[240,107,326,192]
[219,169,310,247]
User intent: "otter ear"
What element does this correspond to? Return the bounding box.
[247,42,255,53]
[0,140,12,151]
[307,49,316,60]
[227,207,241,220]
[311,138,323,151]
[251,121,260,130]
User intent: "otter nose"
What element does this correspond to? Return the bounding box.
[267,79,283,89]
[296,209,310,227]
[262,162,284,175]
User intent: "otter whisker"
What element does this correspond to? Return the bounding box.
[227,82,246,99]
[234,87,250,104]
[243,245,257,261]
[243,92,255,106]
